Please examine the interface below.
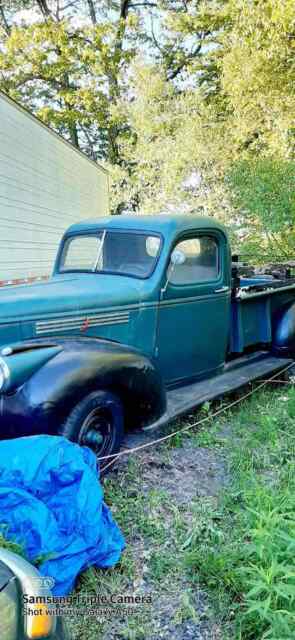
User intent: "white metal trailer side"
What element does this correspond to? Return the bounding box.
[0,91,109,282]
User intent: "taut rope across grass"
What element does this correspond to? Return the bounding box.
[99,362,295,473]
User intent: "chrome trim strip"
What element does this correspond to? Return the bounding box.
[39,317,130,329]
[37,321,129,335]
[36,320,130,332]
[36,312,129,328]
[0,356,10,391]
[36,313,130,334]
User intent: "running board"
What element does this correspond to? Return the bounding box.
[143,354,293,431]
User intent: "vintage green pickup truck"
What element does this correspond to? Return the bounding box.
[0,214,295,469]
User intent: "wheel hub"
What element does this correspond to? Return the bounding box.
[80,407,114,457]
[83,428,104,448]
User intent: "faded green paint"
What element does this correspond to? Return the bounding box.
[0,215,231,385]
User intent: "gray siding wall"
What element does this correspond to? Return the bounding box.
[0,92,109,281]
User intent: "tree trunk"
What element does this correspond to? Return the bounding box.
[0,2,10,34]
[87,0,97,25]
[69,123,80,149]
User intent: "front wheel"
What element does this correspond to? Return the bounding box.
[60,390,124,474]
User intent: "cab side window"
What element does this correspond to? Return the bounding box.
[170,236,219,285]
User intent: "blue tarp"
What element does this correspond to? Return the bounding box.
[0,435,125,595]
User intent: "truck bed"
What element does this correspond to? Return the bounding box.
[143,352,293,431]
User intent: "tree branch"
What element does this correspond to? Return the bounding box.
[167,42,202,81]
[62,1,79,11]
[0,1,10,35]
[150,14,164,55]
[36,0,52,19]
[129,3,157,8]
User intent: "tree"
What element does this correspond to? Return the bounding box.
[157,0,295,160]
[109,63,233,218]
[128,0,295,246]
[0,1,148,163]
[1,0,294,236]
[227,159,295,257]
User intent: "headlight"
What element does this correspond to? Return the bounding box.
[0,358,9,392]
[0,346,61,394]
[0,549,56,638]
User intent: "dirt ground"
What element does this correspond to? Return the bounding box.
[69,413,234,640]
[100,427,230,640]
[122,428,229,502]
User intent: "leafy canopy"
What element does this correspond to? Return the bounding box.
[0,0,295,244]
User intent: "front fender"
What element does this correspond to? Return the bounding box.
[0,337,166,436]
[0,345,62,393]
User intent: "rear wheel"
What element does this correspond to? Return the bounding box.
[60,390,124,474]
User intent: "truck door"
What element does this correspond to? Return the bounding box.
[156,231,231,385]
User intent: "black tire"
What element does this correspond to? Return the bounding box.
[59,390,124,474]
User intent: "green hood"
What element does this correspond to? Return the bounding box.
[0,273,148,347]
[0,273,145,320]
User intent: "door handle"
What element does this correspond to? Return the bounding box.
[214,286,230,293]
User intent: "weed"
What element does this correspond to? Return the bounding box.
[185,386,295,639]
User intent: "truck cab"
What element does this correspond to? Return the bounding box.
[0,215,294,470]
[52,215,231,385]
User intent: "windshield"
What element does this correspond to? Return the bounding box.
[59,231,162,279]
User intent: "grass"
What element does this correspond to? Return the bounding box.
[68,446,212,639]
[185,385,295,639]
[111,384,295,639]
[0,532,25,556]
[2,380,292,639]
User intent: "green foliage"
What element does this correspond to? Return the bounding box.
[228,160,295,232]
[1,0,295,241]
[110,64,234,217]
[111,0,295,233]
[185,387,295,639]
[227,159,295,256]
[221,0,295,159]
[0,529,54,565]
[0,532,25,557]
[0,1,139,167]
